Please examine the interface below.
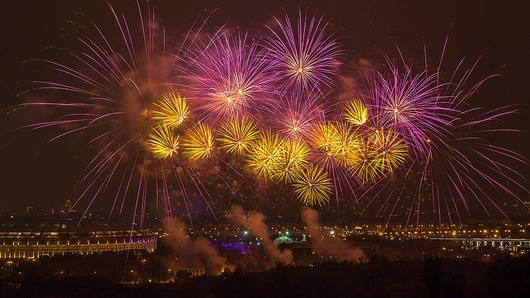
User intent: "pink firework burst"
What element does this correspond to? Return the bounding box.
[264,11,342,95]
[364,56,456,160]
[179,29,275,123]
[273,91,326,141]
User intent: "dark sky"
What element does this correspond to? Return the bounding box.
[0,0,528,213]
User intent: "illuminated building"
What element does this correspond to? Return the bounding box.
[0,220,157,259]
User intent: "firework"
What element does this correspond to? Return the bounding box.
[181,123,215,160]
[264,11,341,93]
[17,3,190,224]
[369,129,407,173]
[344,99,368,126]
[151,92,190,128]
[274,91,325,140]
[180,30,273,121]
[15,2,526,224]
[403,106,527,225]
[217,117,259,154]
[247,130,285,180]
[148,125,180,159]
[292,163,333,206]
[310,122,339,154]
[274,138,311,182]
[355,48,526,225]
[333,121,363,166]
[348,139,379,183]
[310,121,361,168]
[366,58,453,158]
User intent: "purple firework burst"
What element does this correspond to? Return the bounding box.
[179,29,275,123]
[264,11,342,95]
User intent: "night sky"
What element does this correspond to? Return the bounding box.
[0,0,528,216]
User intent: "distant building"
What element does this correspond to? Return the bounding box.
[273,235,294,245]
[177,267,206,278]
[0,220,157,259]
[62,199,74,214]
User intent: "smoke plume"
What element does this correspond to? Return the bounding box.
[301,208,364,262]
[162,217,229,275]
[228,205,293,266]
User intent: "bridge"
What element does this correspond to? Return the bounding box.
[435,237,530,251]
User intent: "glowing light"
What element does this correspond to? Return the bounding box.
[334,121,363,166]
[265,12,341,92]
[311,121,362,168]
[311,123,340,154]
[181,31,273,119]
[348,139,379,182]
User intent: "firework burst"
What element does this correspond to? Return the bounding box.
[181,123,215,160]
[348,139,379,183]
[148,125,179,159]
[366,58,453,159]
[264,11,341,94]
[292,163,333,206]
[247,130,286,180]
[13,2,526,225]
[274,138,311,183]
[344,99,368,126]
[180,30,273,121]
[369,129,407,174]
[151,92,190,129]
[217,116,259,155]
[18,3,183,224]
[274,91,325,141]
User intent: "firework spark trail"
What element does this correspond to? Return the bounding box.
[366,59,455,160]
[217,116,259,155]
[14,2,234,226]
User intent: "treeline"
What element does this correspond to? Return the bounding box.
[2,255,529,297]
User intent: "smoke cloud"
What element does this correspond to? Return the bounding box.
[162,217,229,275]
[228,205,293,267]
[301,208,364,262]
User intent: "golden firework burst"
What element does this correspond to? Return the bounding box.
[151,92,189,128]
[292,163,333,206]
[147,125,179,159]
[274,138,311,183]
[181,123,215,160]
[217,117,259,154]
[247,130,285,180]
[344,99,368,126]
